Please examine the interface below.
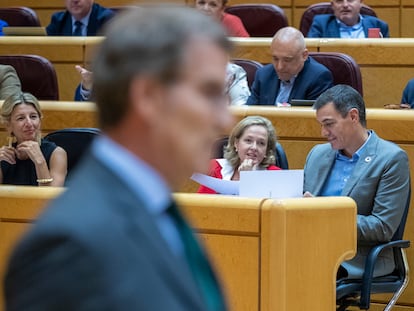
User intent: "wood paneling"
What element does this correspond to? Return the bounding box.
[0,188,356,311]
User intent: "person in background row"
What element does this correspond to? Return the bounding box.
[0,92,67,186]
[198,116,281,194]
[0,19,8,36]
[399,78,414,108]
[383,78,414,109]
[46,0,114,36]
[5,6,231,310]
[74,62,250,105]
[194,0,249,37]
[304,84,409,279]
[247,26,333,106]
[307,0,389,38]
[0,64,21,99]
[74,65,93,101]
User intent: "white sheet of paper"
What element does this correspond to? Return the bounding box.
[239,170,304,198]
[191,173,239,195]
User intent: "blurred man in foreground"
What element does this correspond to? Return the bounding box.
[5,6,232,311]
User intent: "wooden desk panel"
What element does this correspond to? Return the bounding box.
[0,187,356,311]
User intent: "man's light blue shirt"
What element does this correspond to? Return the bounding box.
[92,135,184,256]
[321,131,371,196]
[337,15,365,38]
[275,77,296,106]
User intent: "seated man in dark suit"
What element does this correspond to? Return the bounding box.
[307,0,389,38]
[247,26,333,106]
[46,0,114,36]
[400,78,414,108]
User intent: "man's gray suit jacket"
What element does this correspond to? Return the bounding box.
[5,152,224,310]
[304,130,410,278]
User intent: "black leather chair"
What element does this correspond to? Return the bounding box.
[0,54,59,100]
[300,2,377,36]
[231,58,262,88]
[224,4,288,37]
[336,187,411,311]
[211,136,289,170]
[309,52,363,96]
[43,128,101,182]
[0,7,41,26]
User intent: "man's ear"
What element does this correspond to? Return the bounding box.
[302,48,309,61]
[349,108,360,123]
[128,76,164,125]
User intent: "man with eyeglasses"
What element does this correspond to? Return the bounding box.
[307,0,389,38]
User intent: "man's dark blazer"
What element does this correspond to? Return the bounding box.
[4,151,225,310]
[401,78,414,108]
[74,84,88,101]
[246,57,334,105]
[46,3,114,36]
[307,14,390,38]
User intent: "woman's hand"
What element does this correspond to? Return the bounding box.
[15,141,45,165]
[303,191,314,198]
[0,146,16,164]
[238,158,258,171]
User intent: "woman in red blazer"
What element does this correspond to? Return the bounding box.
[198,116,281,194]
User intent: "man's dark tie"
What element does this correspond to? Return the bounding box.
[73,21,83,36]
[167,201,227,311]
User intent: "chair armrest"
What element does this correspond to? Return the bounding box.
[360,240,410,307]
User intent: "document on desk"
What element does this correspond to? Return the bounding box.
[191,170,303,198]
[239,170,304,198]
[191,173,239,195]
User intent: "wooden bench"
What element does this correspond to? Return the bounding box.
[0,0,410,37]
[0,186,356,311]
[1,36,413,107]
[1,102,413,309]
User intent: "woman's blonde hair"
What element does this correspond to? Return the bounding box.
[224,115,277,169]
[1,92,43,143]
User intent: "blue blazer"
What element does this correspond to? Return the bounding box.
[401,78,414,108]
[247,57,334,105]
[46,3,114,36]
[74,84,88,101]
[307,14,389,38]
[304,131,410,279]
[4,150,227,310]
[0,19,8,36]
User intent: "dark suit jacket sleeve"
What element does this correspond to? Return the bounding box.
[46,12,65,35]
[401,78,414,107]
[307,16,324,37]
[246,69,261,105]
[307,15,337,38]
[304,67,334,100]
[0,19,8,36]
[377,18,389,38]
[87,4,114,36]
